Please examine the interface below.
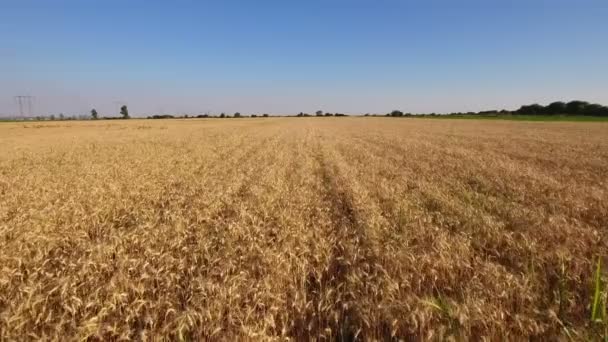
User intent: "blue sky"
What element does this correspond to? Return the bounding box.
[1,0,607,116]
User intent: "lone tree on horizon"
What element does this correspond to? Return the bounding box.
[91,109,98,120]
[120,105,130,119]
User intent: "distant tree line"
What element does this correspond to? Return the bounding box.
[296,111,348,117]
[148,112,269,119]
[89,106,130,120]
[12,100,607,122]
[100,101,608,120]
[381,100,608,118]
[26,106,133,121]
[149,115,177,119]
[515,101,608,116]
[145,110,349,119]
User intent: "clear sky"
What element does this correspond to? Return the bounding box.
[1,0,607,117]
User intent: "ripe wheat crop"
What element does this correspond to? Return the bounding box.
[1,118,607,340]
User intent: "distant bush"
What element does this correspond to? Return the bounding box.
[150,115,175,119]
[478,110,499,115]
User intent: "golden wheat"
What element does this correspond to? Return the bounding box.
[0,118,607,340]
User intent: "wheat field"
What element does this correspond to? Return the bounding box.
[0,118,607,340]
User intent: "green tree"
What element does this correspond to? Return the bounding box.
[120,105,130,119]
[91,109,98,120]
[316,110,323,116]
[565,101,589,115]
[546,101,566,115]
[583,103,605,116]
[234,112,241,118]
[516,104,544,115]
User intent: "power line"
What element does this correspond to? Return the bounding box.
[14,95,34,118]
